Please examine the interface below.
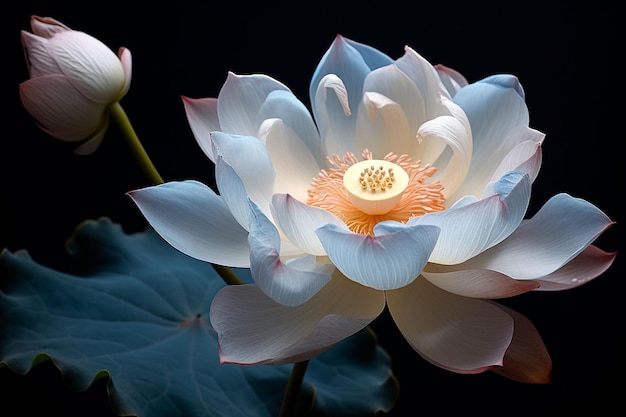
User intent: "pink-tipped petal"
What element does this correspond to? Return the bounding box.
[535,245,618,291]
[489,303,552,384]
[182,96,220,162]
[387,277,514,374]
[422,265,539,299]
[20,75,106,141]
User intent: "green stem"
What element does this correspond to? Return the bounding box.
[108,101,164,185]
[212,264,243,285]
[278,360,309,417]
[108,101,242,286]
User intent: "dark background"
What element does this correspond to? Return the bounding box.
[2,1,622,415]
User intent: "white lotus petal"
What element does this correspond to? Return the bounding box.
[422,264,539,299]
[464,193,615,279]
[260,118,321,202]
[316,222,439,290]
[127,180,250,267]
[412,171,531,264]
[271,193,346,256]
[387,278,514,373]
[210,275,385,365]
[248,201,331,306]
[217,72,291,135]
[182,96,220,162]
[534,245,617,291]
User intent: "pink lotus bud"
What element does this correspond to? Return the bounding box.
[19,16,132,154]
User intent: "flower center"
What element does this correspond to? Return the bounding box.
[307,149,446,235]
[343,159,409,215]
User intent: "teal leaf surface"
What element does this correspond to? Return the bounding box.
[0,217,397,417]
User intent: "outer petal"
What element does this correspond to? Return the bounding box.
[210,275,385,365]
[19,75,106,141]
[463,193,615,279]
[182,96,220,162]
[422,264,539,299]
[117,46,132,97]
[489,304,552,383]
[217,72,290,135]
[50,31,126,102]
[316,221,440,290]
[248,201,332,306]
[127,180,251,267]
[271,193,345,256]
[411,171,531,264]
[21,30,60,77]
[534,245,617,291]
[72,120,109,155]
[387,277,514,374]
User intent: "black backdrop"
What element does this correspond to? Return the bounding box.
[2,1,623,415]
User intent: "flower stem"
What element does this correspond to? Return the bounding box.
[108,101,242,286]
[278,360,309,417]
[108,101,164,185]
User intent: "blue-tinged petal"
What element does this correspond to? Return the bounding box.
[310,36,392,146]
[215,156,252,231]
[342,36,394,71]
[210,274,385,365]
[422,264,539,299]
[480,74,525,99]
[211,131,275,216]
[387,278,514,374]
[464,193,615,279]
[310,35,392,114]
[534,246,617,291]
[453,75,530,197]
[259,118,321,202]
[127,180,250,267]
[248,201,332,306]
[316,222,439,290]
[217,72,291,135]
[182,96,220,162]
[411,171,531,264]
[271,193,345,256]
[256,90,326,166]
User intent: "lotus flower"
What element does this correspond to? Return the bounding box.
[128,35,616,382]
[19,15,132,154]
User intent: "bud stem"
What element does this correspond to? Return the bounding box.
[108,101,164,185]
